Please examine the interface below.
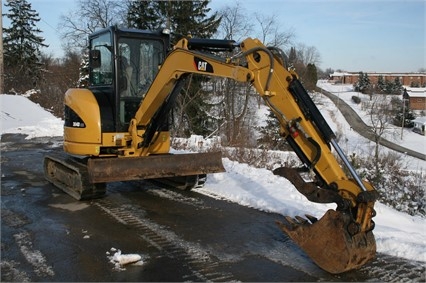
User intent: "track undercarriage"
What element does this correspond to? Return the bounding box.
[44,153,106,200]
[44,152,224,200]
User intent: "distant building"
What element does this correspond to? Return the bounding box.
[329,72,426,86]
[405,87,426,111]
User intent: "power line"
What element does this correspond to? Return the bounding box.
[40,17,59,33]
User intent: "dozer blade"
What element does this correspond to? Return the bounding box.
[87,151,225,183]
[277,209,376,274]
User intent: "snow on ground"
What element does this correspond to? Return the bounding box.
[197,158,425,263]
[106,248,144,271]
[1,93,425,264]
[317,81,426,156]
[0,94,63,138]
[315,83,426,173]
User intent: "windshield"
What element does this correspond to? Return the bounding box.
[117,38,164,98]
[117,37,165,125]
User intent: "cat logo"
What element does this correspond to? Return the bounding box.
[198,61,208,71]
[194,56,213,73]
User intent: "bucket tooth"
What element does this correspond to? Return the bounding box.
[295,215,309,225]
[304,214,318,224]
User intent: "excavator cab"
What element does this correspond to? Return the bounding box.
[88,26,169,133]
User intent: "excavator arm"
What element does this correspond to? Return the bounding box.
[122,37,378,273]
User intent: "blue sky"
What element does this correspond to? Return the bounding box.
[2,0,425,72]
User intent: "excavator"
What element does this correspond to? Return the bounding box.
[44,26,378,274]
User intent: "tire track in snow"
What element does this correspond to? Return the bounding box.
[13,231,55,278]
[360,253,425,282]
[93,198,234,282]
[145,187,207,208]
[0,260,31,282]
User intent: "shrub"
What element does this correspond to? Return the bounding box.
[350,152,425,217]
[352,96,361,104]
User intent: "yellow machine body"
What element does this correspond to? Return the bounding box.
[63,88,171,156]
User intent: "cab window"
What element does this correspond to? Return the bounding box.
[118,38,164,124]
[90,32,113,85]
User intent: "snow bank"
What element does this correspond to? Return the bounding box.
[198,158,426,263]
[0,94,63,138]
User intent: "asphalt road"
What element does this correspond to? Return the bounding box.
[1,134,425,282]
[316,86,426,161]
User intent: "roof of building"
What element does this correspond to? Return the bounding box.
[406,87,426,98]
[412,117,426,124]
[330,72,426,77]
[330,72,352,77]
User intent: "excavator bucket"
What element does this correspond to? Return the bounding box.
[276,209,376,274]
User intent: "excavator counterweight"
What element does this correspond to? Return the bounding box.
[44,26,378,274]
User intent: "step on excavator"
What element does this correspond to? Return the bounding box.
[44,26,378,274]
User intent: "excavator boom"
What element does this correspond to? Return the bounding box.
[44,26,377,273]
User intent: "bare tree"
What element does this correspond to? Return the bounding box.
[366,95,394,177]
[254,13,294,48]
[216,1,253,41]
[287,43,321,79]
[31,51,82,118]
[211,3,254,145]
[59,0,127,52]
[296,42,321,66]
[210,3,296,146]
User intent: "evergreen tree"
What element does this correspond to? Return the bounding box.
[127,0,221,137]
[393,77,403,94]
[362,72,371,93]
[3,0,48,92]
[288,47,297,67]
[354,72,371,94]
[382,78,402,95]
[257,109,289,150]
[304,63,318,91]
[127,0,220,42]
[392,98,415,128]
[127,1,160,31]
[377,75,386,93]
[384,79,394,94]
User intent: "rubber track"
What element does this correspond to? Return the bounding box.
[44,153,106,200]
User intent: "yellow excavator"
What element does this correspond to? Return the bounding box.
[44,26,378,274]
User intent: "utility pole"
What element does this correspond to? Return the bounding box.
[0,0,4,94]
[401,89,407,140]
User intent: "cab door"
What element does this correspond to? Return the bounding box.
[116,36,166,132]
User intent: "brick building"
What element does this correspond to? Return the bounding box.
[330,72,426,86]
[404,87,426,111]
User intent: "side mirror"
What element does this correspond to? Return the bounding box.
[90,50,101,69]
